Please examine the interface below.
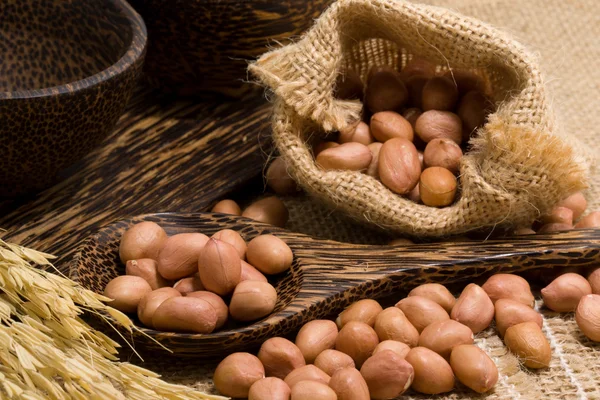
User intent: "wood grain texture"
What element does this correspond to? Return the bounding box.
[0,0,147,196]
[0,87,270,273]
[71,212,600,357]
[128,0,332,97]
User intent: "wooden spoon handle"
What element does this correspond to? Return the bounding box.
[276,228,600,321]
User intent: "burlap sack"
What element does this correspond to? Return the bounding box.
[249,0,592,237]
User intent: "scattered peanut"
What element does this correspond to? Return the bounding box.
[365,66,408,113]
[418,319,474,359]
[378,138,421,194]
[119,221,167,264]
[249,377,291,400]
[373,340,411,359]
[504,321,551,369]
[575,211,600,229]
[240,260,269,282]
[443,69,486,95]
[329,367,370,400]
[537,223,572,233]
[588,268,600,294]
[422,76,459,111]
[186,291,228,329]
[408,283,456,313]
[401,57,436,78]
[541,206,574,226]
[373,307,420,347]
[360,349,414,399]
[370,112,414,142]
[266,157,299,195]
[316,142,373,171]
[104,275,152,313]
[336,299,383,329]
[481,273,535,307]
[137,287,181,328]
[451,283,494,333]
[395,296,450,332]
[152,296,217,333]
[247,234,293,275]
[211,229,247,259]
[419,166,457,207]
[157,233,209,280]
[450,344,498,393]
[258,337,306,379]
[242,196,289,228]
[423,138,462,174]
[335,321,380,368]
[457,90,489,139]
[197,238,241,295]
[557,192,587,221]
[339,121,374,146]
[295,320,339,364]
[290,380,337,400]
[126,258,170,290]
[214,353,265,398]
[211,199,242,215]
[229,280,278,321]
[575,294,600,342]
[494,298,543,337]
[314,350,355,376]
[415,110,462,145]
[405,346,455,394]
[284,365,331,389]
[173,274,204,295]
[541,272,592,312]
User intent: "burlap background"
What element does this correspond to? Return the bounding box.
[133,0,600,398]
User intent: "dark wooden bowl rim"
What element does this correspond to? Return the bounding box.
[0,0,147,100]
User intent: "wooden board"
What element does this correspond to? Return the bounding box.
[0,87,270,273]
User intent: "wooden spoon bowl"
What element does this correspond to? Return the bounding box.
[71,212,600,357]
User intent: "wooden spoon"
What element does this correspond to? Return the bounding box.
[71,212,600,357]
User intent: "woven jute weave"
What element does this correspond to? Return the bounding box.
[131,0,600,399]
[249,0,596,237]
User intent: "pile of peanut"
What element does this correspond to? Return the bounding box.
[297,58,493,207]
[382,191,600,244]
[213,269,600,400]
[103,197,291,333]
[515,191,600,234]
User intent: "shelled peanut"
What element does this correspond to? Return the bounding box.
[517,191,600,235]
[214,278,520,398]
[209,266,600,398]
[385,190,599,242]
[305,58,495,208]
[211,196,290,228]
[541,268,600,343]
[103,204,293,333]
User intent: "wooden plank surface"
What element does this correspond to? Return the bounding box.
[0,87,270,273]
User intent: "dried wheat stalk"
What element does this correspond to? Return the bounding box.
[0,239,226,400]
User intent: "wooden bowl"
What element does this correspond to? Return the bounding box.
[127,0,332,97]
[0,0,147,197]
[71,212,600,358]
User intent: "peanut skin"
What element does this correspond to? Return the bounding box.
[451,284,494,333]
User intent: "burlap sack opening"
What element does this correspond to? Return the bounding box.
[250,0,590,237]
